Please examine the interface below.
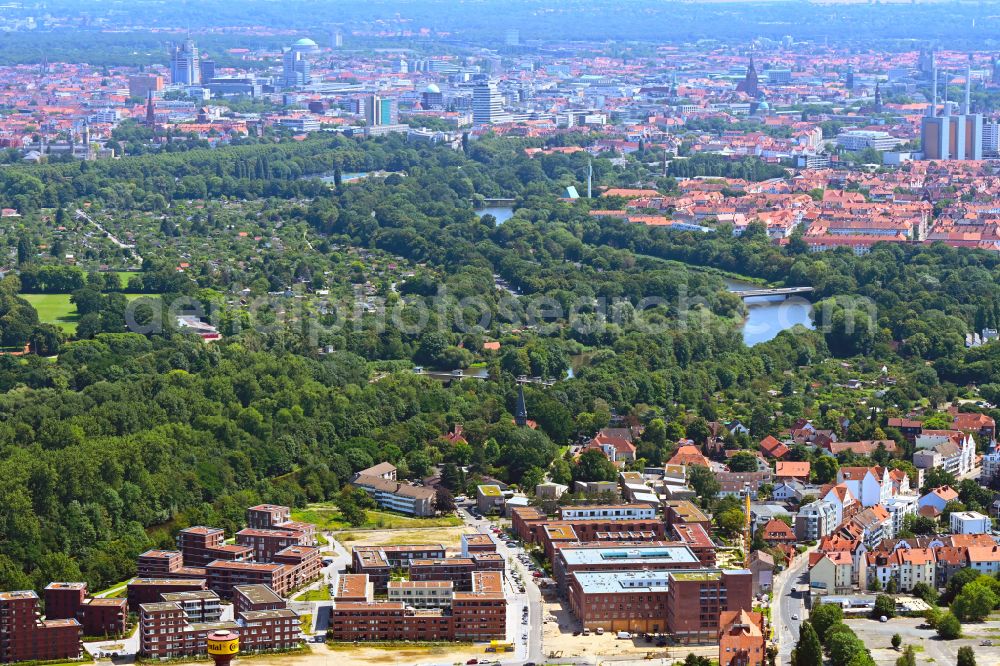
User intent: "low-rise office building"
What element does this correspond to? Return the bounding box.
[566,569,753,642]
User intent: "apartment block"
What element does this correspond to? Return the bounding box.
[160,590,222,623]
[139,585,300,659]
[78,597,128,637]
[329,571,505,641]
[567,570,671,633]
[352,545,447,593]
[246,504,292,529]
[177,526,253,567]
[0,590,81,664]
[137,550,185,577]
[388,580,454,608]
[334,574,373,603]
[558,504,658,521]
[794,500,838,541]
[664,501,713,533]
[451,571,506,640]
[127,578,208,612]
[351,474,436,516]
[205,561,292,598]
[237,608,302,651]
[233,584,286,616]
[43,582,87,620]
[237,528,306,562]
[409,558,477,591]
[272,545,323,589]
[461,533,497,556]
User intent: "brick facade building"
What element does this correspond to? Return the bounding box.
[0,591,81,664]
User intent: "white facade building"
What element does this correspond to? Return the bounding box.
[950,511,992,535]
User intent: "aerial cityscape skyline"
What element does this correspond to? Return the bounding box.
[1,3,1000,666]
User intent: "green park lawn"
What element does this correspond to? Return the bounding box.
[23,293,153,335]
[297,588,330,602]
[292,504,463,531]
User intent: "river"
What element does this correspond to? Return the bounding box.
[726,279,815,346]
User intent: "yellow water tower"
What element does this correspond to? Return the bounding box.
[207,629,239,666]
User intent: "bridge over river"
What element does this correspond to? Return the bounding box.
[732,286,815,299]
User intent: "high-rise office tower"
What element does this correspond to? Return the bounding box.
[170,38,201,85]
[359,95,397,126]
[332,28,343,49]
[473,80,504,125]
[199,59,217,82]
[282,49,312,87]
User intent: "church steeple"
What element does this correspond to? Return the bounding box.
[874,81,883,113]
[514,383,528,427]
[145,91,156,127]
[736,51,759,98]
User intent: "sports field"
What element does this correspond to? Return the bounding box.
[22,293,152,334]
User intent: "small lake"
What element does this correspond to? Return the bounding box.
[477,207,515,225]
[726,279,814,346]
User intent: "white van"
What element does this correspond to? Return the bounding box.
[617,631,631,639]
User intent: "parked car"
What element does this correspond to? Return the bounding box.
[595,628,605,635]
[617,631,631,639]
[467,660,478,664]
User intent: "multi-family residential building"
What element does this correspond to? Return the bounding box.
[233,584,286,616]
[205,561,292,599]
[884,495,919,539]
[950,511,992,534]
[809,551,855,595]
[558,505,658,521]
[836,466,892,507]
[914,431,976,476]
[476,484,505,515]
[864,548,936,592]
[159,590,222,623]
[666,570,755,644]
[351,474,436,516]
[759,519,796,546]
[329,571,505,641]
[967,545,1000,575]
[795,500,838,542]
[917,486,960,516]
[177,526,253,567]
[139,584,300,659]
[127,579,209,612]
[387,580,454,608]
[0,591,81,664]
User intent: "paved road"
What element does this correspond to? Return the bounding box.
[457,504,543,664]
[773,549,811,666]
